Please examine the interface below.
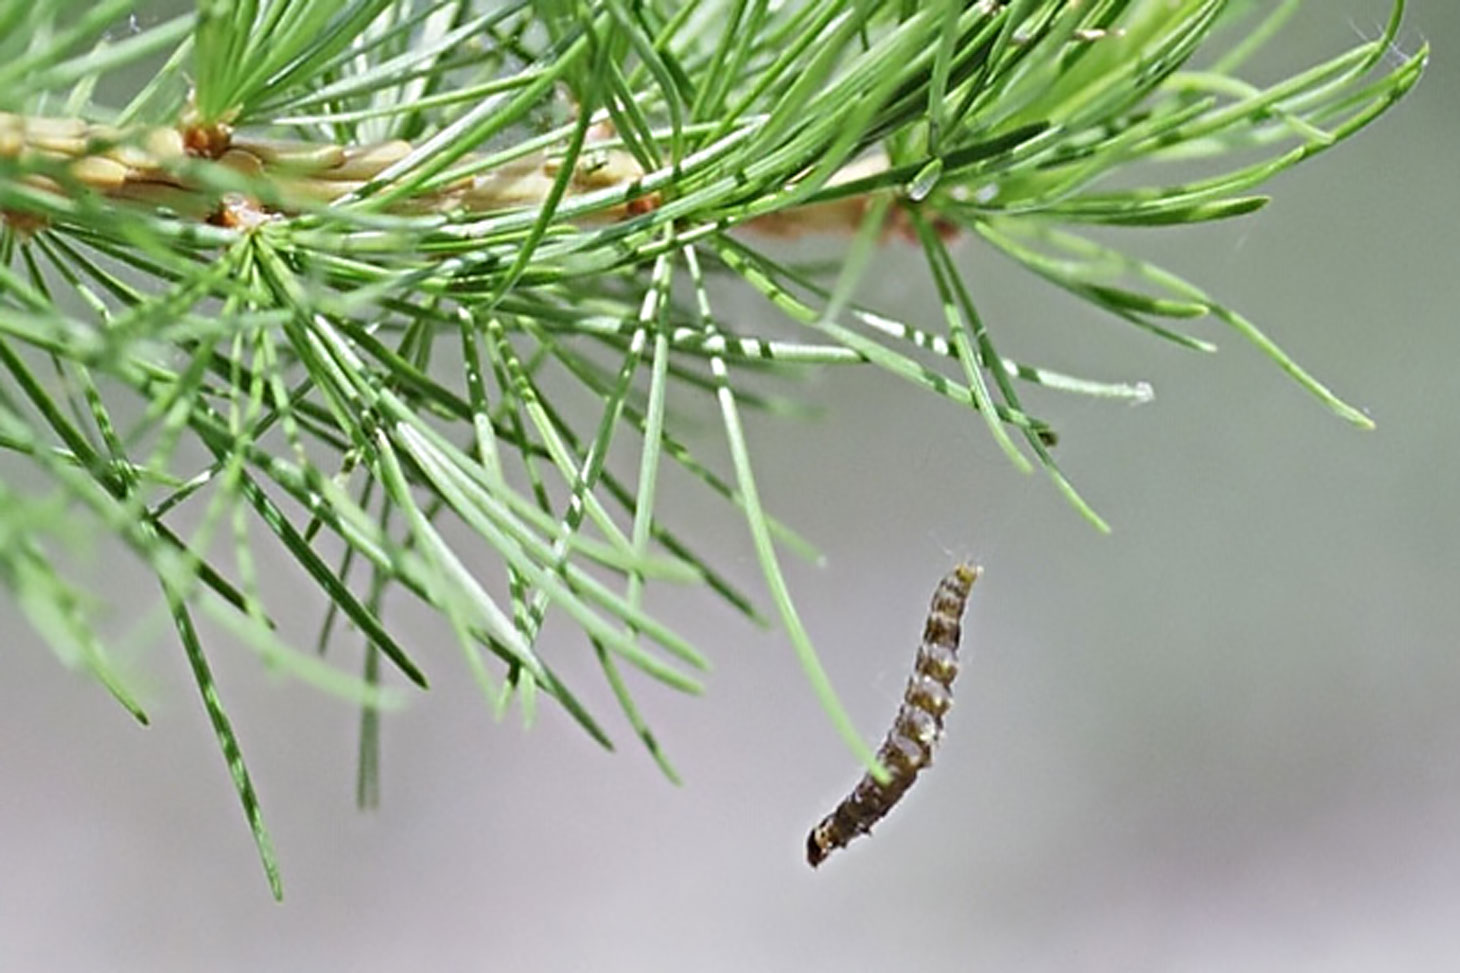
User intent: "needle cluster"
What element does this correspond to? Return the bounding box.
[0,0,1422,898]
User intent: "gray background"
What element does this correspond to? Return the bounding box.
[3,3,1457,970]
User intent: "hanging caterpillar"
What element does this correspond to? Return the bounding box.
[807,562,981,868]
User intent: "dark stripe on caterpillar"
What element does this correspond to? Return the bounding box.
[807,562,981,868]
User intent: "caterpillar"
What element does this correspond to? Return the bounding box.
[807,562,981,868]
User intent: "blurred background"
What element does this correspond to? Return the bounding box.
[2,3,1456,970]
